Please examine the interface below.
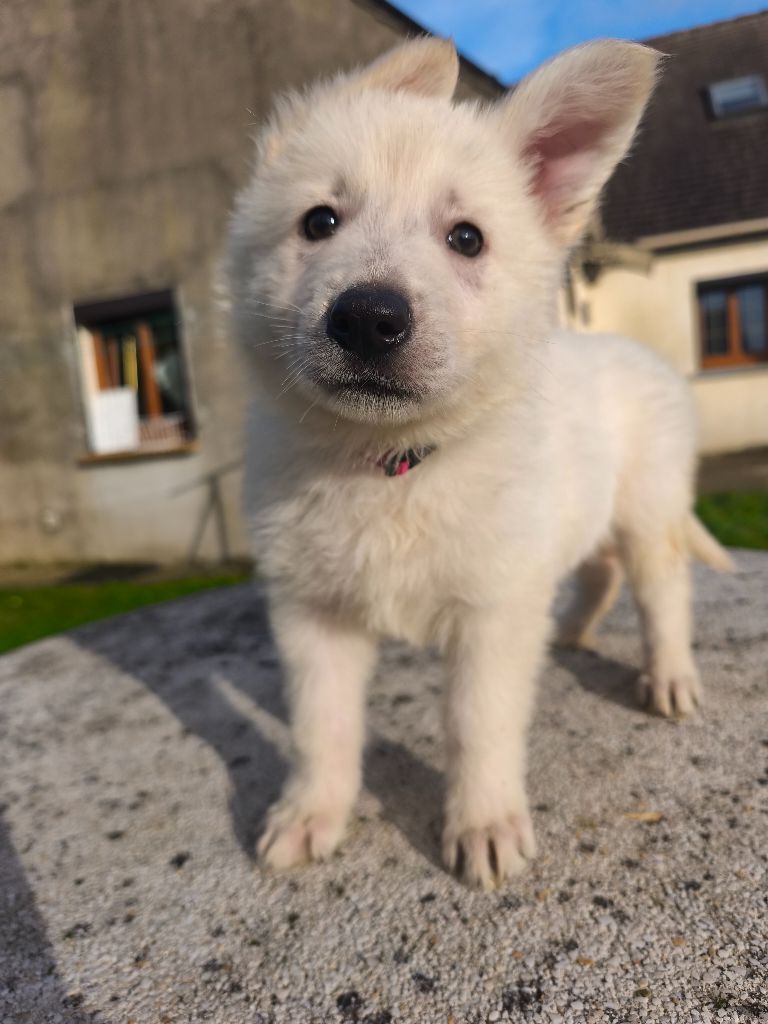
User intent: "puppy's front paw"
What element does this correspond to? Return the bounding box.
[637,668,701,719]
[257,795,350,870]
[442,807,536,890]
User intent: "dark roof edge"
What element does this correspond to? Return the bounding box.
[636,216,768,252]
[352,0,507,97]
[643,7,768,47]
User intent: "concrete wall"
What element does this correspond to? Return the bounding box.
[0,0,498,565]
[570,234,768,454]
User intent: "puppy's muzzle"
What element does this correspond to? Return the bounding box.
[327,286,412,360]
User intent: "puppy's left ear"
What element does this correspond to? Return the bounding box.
[349,36,459,100]
[499,40,661,245]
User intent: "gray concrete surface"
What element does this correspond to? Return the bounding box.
[1,553,767,1024]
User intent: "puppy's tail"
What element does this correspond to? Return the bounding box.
[686,514,736,572]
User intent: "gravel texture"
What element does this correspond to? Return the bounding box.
[1,551,767,1024]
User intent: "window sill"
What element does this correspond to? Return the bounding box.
[78,441,199,466]
[692,364,768,380]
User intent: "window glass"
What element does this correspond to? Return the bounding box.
[736,284,767,354]
[74,291,194,454]
[708,75,768,117]
[700,289,728,355]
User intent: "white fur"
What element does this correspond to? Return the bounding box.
[225,38,730,888]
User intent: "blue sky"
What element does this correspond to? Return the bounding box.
[394,0,766,83]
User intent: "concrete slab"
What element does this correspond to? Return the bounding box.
[1,553,767,1023]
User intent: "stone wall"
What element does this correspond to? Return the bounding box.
[0,0,497,564]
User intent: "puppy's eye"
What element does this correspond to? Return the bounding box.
[447,222,483,258]
[303,205,339,241]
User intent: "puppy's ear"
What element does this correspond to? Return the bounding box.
[498,40,660,245]
[255,91,308,169]
[349,36,459,100]
[254,37,458,170]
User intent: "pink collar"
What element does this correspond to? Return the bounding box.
[374,445,436,477]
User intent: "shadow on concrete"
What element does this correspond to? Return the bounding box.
[551,645,641,712]
[0,813,102,1023]
[364,735,444,868]
[74,587,444,867]
[75,588,286,857]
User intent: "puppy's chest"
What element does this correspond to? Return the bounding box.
[255,473,485,641]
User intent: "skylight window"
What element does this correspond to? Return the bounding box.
[707,75,768,118]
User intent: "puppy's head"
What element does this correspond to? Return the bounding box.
[227,37,659,433]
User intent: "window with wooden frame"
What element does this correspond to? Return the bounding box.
[74,291,195,456]
[697,275,768,370]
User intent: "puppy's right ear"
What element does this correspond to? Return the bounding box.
[497,40,660,246]
[348,37,459,100]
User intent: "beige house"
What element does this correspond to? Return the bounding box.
[568,13,768,455]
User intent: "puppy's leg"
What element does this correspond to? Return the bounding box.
[442,599,549,889]
[258,600,376,869]
[556,547,624,649]
[620,527,700,718]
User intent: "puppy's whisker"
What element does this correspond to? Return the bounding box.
[247,297,304,315]
[281,353,309,373]
[249,337,301,351]
[244,311,295,325]
[250,296,304,313]
[249,333,296,346]
[263,333,303,345]
[273,348,304,358]
[298,396,321,424]
[270,341,306,354]
[277,360,311,396]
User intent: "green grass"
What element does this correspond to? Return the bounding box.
[0,573,249,656]
[696,491,768,551]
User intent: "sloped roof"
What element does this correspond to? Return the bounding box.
[601,11,768,243]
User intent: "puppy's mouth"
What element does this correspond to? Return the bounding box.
[327,376,417,402]
[309,363,423,419]
[310,338,422,408]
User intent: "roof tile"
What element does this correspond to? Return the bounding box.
[601,11,768,242]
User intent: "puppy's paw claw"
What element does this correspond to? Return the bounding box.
[257,799,348,871]
[443,812,536,890]
[637,670,701,719]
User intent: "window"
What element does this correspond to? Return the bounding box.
[74,291,195,455]
[707,75,768,118]
[697,275,768,369]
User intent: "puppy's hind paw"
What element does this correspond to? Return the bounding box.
[637,669,701,719]
[443,812,536,891]
[257,797,349,871]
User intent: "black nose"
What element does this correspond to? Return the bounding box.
[326,286,412,359]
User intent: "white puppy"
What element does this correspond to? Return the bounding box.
[225,38,732,889]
